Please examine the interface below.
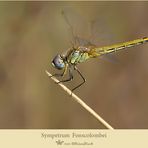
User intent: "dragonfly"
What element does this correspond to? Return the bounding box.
[51,37,148,92]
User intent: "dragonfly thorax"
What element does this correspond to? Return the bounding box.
[52,54,65,70]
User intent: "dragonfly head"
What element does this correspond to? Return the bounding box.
[52,54,65,70]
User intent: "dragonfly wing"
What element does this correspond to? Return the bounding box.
[74,36,94,47]
[90,18,116,46]
[61,8,95,47]
[100,54,120,64]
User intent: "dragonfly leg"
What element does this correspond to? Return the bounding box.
[50,73,64,78]
[72,66,86,92]
[57,67,73,84]
[50,64,68,78]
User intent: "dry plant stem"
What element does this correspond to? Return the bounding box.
[46,70,114,130]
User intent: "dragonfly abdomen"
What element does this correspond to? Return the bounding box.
[96,37,148,56]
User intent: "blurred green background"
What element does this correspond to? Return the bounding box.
[0,1,148,129]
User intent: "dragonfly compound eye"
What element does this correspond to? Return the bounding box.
[52,54,65,70]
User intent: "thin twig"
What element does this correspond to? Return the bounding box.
[46,70,114,129]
